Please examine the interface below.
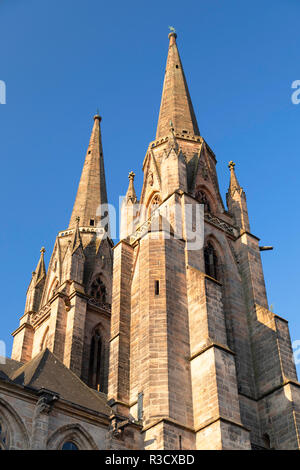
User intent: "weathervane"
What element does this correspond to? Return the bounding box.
[168,26,176,33]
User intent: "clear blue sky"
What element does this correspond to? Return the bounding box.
[1,0,300,374]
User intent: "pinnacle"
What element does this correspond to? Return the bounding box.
[126,171,137,204]
[35,246,46,285]
[228,160,242,195]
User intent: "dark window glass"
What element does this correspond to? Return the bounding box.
[263,433,271,449]
[90,276,106,303]
[204,243,219,280]
[88,329,103,391]
[62,441,78,450]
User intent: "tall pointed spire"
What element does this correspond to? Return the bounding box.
[69,114,108,229]
[156,31,200,139]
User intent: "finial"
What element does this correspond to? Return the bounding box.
[228,161,236,171]
[40,247,46,254]
[168,26,177,40]
[76,216,80,224]
[94,111,102,122]
[128,171,135,181]
[169,119,174,129]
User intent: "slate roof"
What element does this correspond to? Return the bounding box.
[0,349,112,416]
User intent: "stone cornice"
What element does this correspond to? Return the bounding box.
[147,134,217,163]
[31,309,51,328]
[58,226,107,239]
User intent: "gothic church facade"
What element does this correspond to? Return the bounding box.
[0,32,300,450]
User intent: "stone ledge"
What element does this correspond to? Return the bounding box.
[113,239,133,250]
[194,415,250,434]
[190,341,235,361]
[186,264,223,286]
[258,379,300,401]
[109,332,120,343]
[236,230,260,242]
[239,379,300,402]
[142,416,194,434]
[108,398,129,408]
[273,313,289,324]
[11,322,34,337]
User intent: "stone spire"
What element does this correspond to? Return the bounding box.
[24,247,47,315]
[228,161,242,196]
[125,171,137,204]
[156,31,200,139]
[226,161,250,232]
[69,114,108,229]
[35,247,46,285]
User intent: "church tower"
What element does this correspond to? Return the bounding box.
[108,32,300,450]
[12,114,113,393]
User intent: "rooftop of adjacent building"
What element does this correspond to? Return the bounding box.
[0,349,111,416]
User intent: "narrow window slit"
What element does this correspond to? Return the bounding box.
[137,392,143,421]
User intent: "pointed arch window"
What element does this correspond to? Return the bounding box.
[88,327,104,391]
[195,190,211,213]
[149,194,162,216]
[90,276,106,303]
[40,326,49,351]
[204,242,219,280]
